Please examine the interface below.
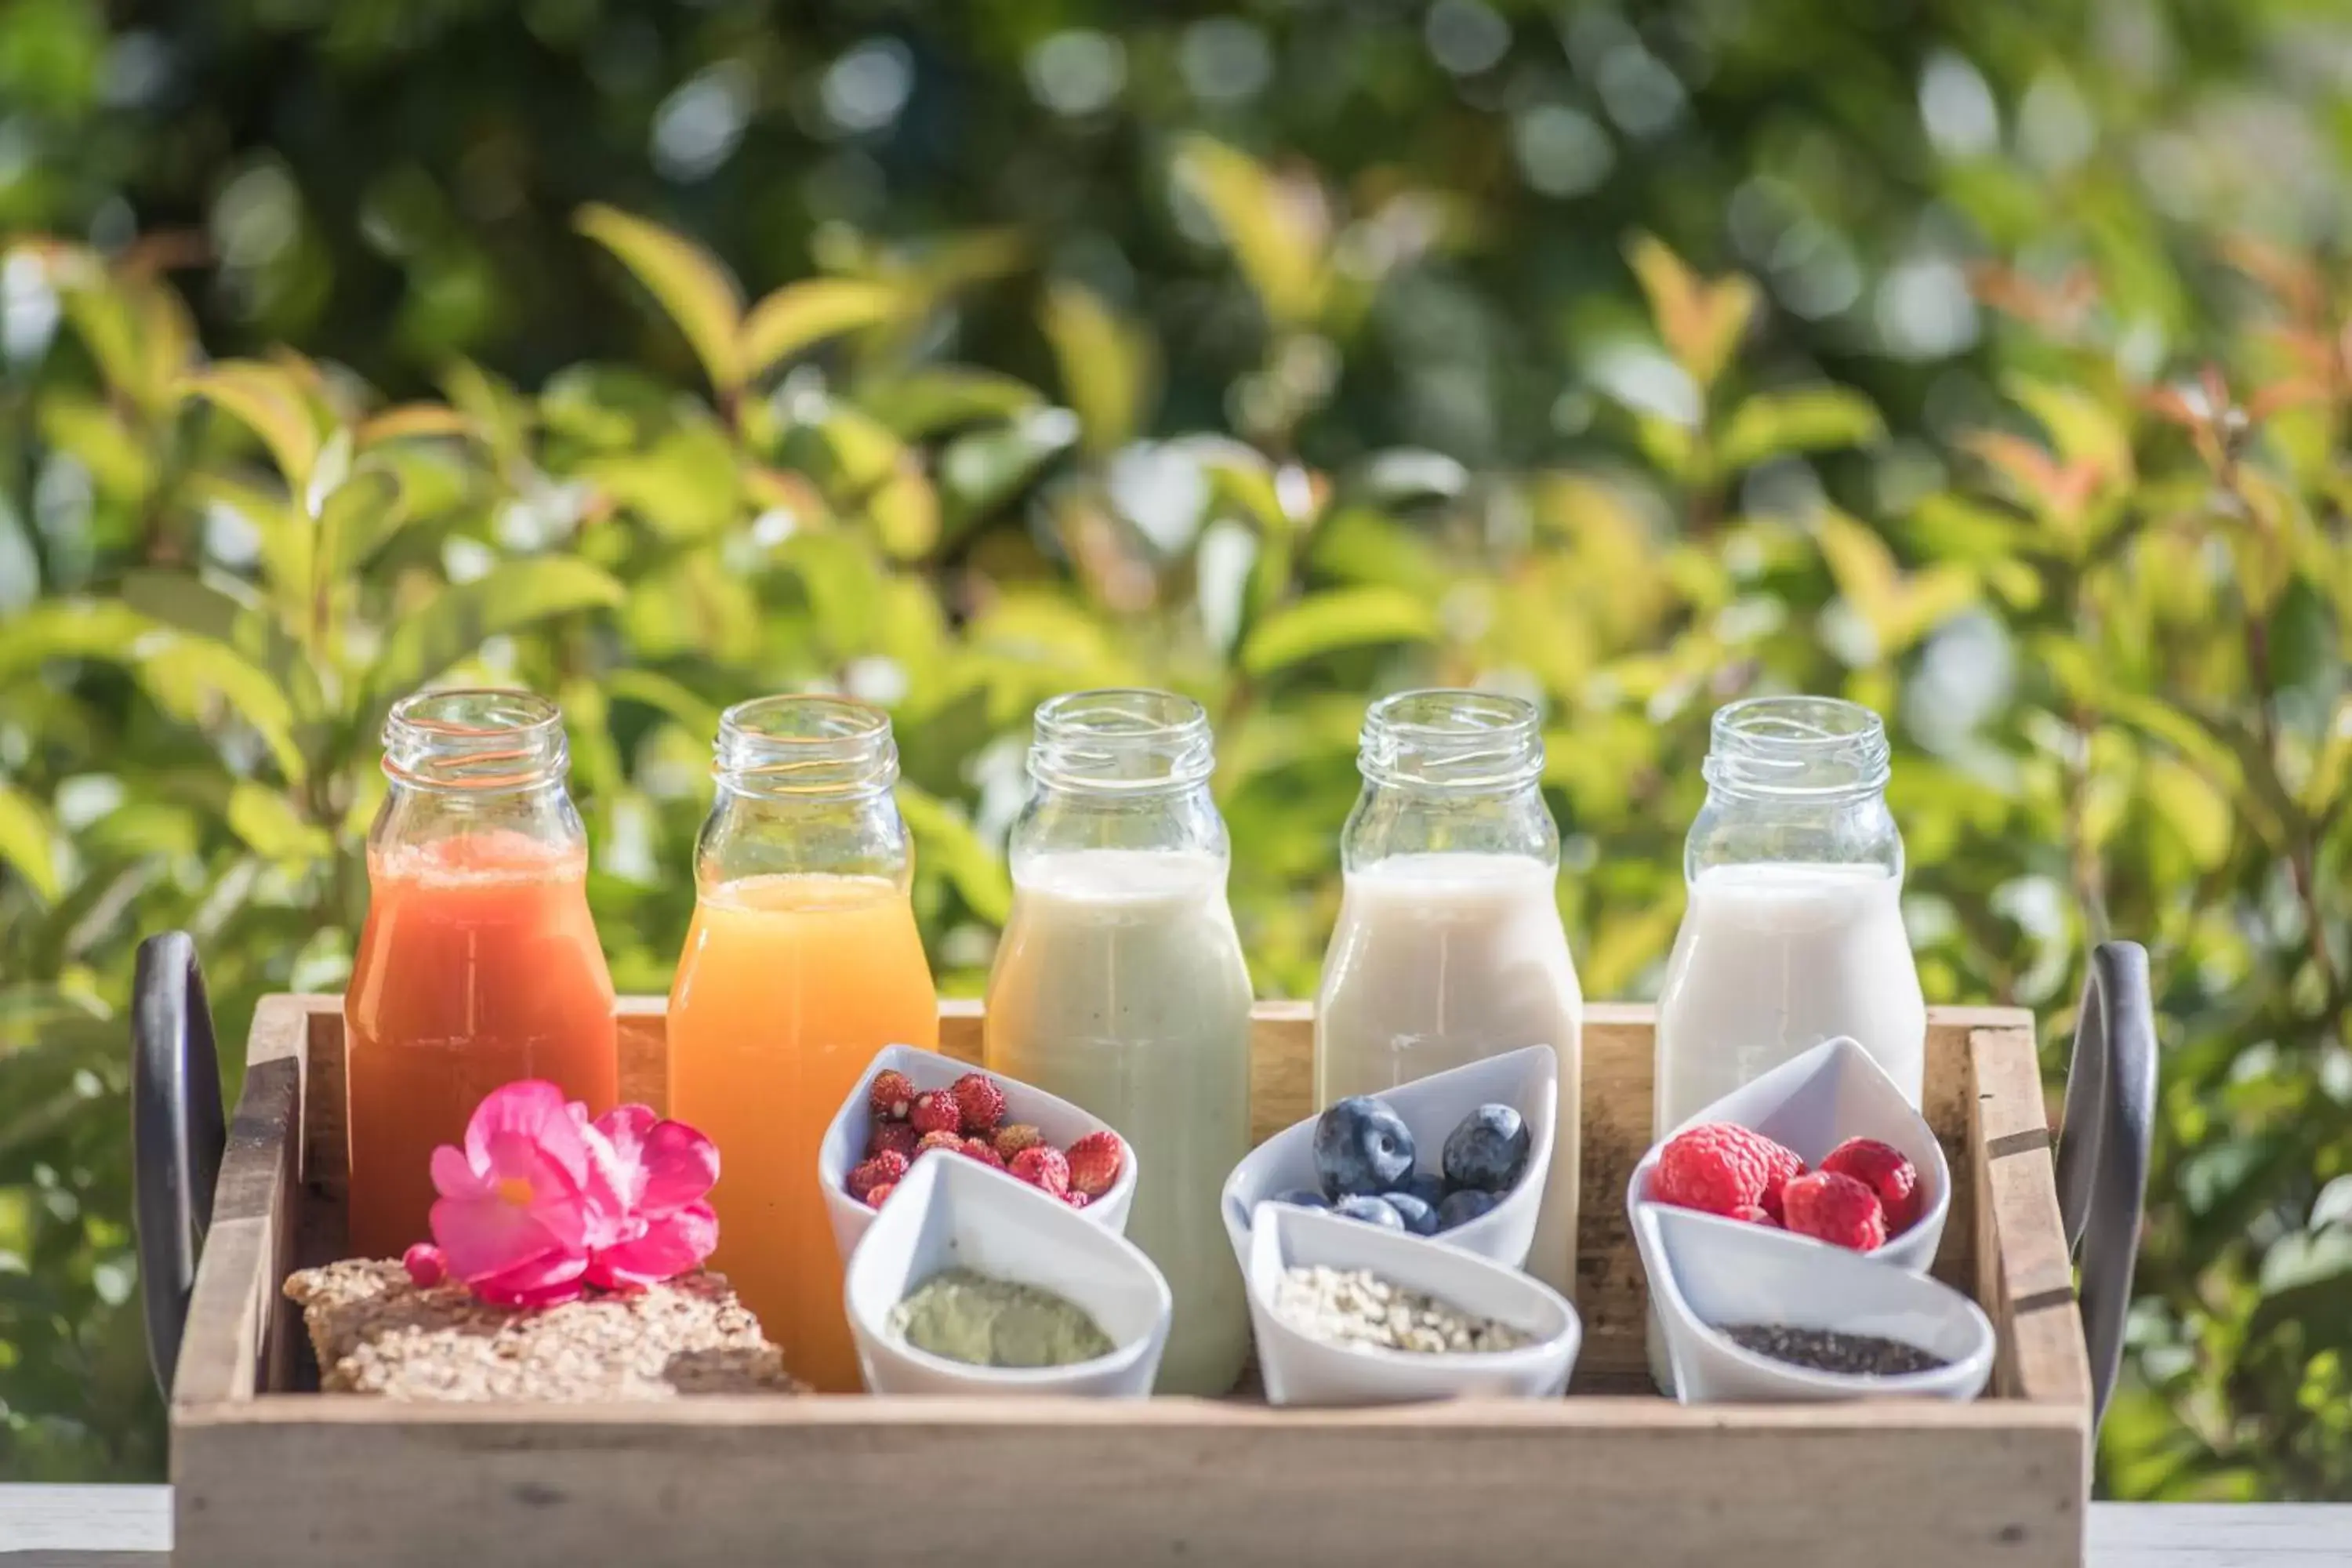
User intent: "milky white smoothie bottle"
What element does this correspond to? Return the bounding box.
[1648,695,1926,1388]
[1314,691,1584,1299]
[983,690,1253,1396]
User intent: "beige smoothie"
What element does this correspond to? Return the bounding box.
[1315,851,1584,1298]
[983,848,1254,1396]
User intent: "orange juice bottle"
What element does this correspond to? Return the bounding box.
[345,690,618,1261]
[667,696,937,1391]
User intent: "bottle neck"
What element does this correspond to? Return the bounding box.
[1687,695,1902,880]
[371,689,585,860]
[1341,689,1555,872]
[698,695,910,890]
[1010,690,1228,871]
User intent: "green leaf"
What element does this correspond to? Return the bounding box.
[364,558,625,728]
[604,670,724,739]
[1716,387,1886,471]
[811,406,938,560]
[132,635,309,784]
[739,278,903,382]
[2006,374,2133,483]
[1041,281,1156,455]
[1626,234,1757,391]
[0,783,62,901]
[581,421,740,542]
[225,782,331,863]
[122,570,323,719]
[938,412,1078,540]
[898,782,1011,925]
[575,204,745,394]
[0,601,154,683]
[1172,137,1326,328]
[182,361,323,492]
[35,395,151,503]
[319,466,412,579]
[857,368,1042,441]
[2144,757,2232,871]
[1239,586,1441,676]
[441,359,535,469]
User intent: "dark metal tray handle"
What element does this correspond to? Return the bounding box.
[2053,939,2157,1433]
[131,931,227,1396]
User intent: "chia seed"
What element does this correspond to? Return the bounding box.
[1717,1322,1948,1377]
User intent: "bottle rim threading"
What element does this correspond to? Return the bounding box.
[1027,688,1216,794]
[382,688,569,792]
[1357,688,1544,794]
[1702,695,1891,799]
[715,695,900,799]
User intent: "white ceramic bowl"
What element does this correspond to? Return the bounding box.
[843,1150,1171,1397]
[820,1044,1138,1264]
[1636,1202,1993,1403]
[1627,1035,1951,1275]
[1220,1045,1558,1274]
[1243,1201,1579,1407]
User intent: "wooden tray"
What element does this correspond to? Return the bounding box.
[165,996,2093,1567]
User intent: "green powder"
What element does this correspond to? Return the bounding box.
[887,1267,1115,1369]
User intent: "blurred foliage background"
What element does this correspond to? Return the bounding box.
[5,0,2352,1499]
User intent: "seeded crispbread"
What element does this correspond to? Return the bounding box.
[284,1259,804,1400]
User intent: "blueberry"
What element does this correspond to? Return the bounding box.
[1313,1096,1417,1198]
[1333,1194,1405,1229]
[1273,1187,1330,1210]
[1442,1103,1530,1193]
[1437,1189,1502,1231]
[1392,1168,1446,1208]
[1383,1192,1439,1236]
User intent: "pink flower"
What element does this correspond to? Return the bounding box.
[423,1081,720,1309]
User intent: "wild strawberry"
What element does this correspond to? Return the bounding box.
[910,1089,964,1136]
[1064,1190,1091,1210]
[952,1073,1007,1135]
[1819,1137,1922,1233]
[868,1069,918,1123]
[915,1130,966,1157]
[1654,1123,1806,1218]
[864,1181,897,1210]
[960,1137,1007,1170]
[866,1120,921,1161]
[1064,1131,1126,1200]
[1009,1145,1071,1196]
[994,1123,1046,1161]
[846,1150,909,1201]
[1780,1171,1889,1252]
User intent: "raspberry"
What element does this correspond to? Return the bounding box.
[915,1130,967,1157]
[1654,1123,1806,1218]
[910,1090,964,1136]
[960,1137,1007,1170]
[1730,1204,1779,1227]
[1819,1137,1921,1234]
[1064,1190,1091,1210]
[994,1123,1046,1161]
[866,1120,921,1162]
[1064,1131,1125,1200]
[952,1073,1007,1136]
[869,1070,918,1123]
[864,1181,897,1210]
[1009,1145,1071,1196]
[1780,1171,1888,1251]
[847,1150,909,1201]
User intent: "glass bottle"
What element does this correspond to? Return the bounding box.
[1653,695,1926,1131]
[666,696,939,1394]
[345,688,618,1261]
[983,690,1254,1396]
[1314,690,1584,1298]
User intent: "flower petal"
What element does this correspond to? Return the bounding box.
[429,1144,492,1201]
[586,1201,717,1290]
[470,1250,590,1308]
[633,1120,720,1218]
[478,1131,593,1252]
[430,1192,564,1284]
[586,1104,659,1214]
[463,1080,593,1190]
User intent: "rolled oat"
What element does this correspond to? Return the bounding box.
[1272,1264,1530,1356]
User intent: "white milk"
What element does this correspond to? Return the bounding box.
[983,848,1254,1396]
[1314,851,1584,1298]
[1653,862,1926,1129]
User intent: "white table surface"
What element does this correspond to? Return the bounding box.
[1,1489,2346,1563]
